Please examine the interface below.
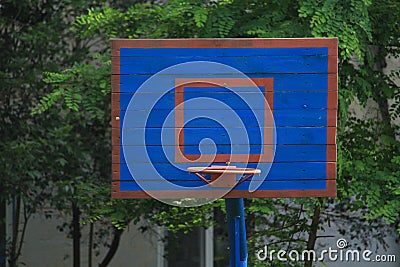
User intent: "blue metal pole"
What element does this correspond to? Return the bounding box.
[225,198,248,267]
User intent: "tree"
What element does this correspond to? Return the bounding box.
[0,0,92,265]
[34,0,399,266]
[0,0,144,266]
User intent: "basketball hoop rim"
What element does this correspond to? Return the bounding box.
[187,166,261,175]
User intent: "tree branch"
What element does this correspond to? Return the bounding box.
[99,228,123,267]
[304,199,322,267]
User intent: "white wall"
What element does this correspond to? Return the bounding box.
[7,206,161,267]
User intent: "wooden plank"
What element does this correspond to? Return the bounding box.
[112,179,336,198]
[115,73,335,93]
[116,162,336,181]
[114,55,334,75]
[117,91,336,110]
[111,68,121,188]
[115,179,331,191]
[114,144,336,163]
[117,127,335,145]
[111,38,338,55]
[116,109,337,128]
[116,47,330,57]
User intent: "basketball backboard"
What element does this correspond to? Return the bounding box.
[111,38,337,200]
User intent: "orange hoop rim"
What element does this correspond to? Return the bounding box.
[187,165,261,175]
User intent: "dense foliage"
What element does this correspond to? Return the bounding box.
[0,1,103,265]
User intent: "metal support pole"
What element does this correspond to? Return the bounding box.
[225,198,248,267]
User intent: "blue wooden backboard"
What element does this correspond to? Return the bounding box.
[111,38,338,199]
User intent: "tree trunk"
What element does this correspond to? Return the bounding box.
[72,202,81,267]
[304,200,321,267]
[8,196,21,267]
[99,228,123,267]
[371,46,396,139]
[88,222,93,267]
[0,199,5,267]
